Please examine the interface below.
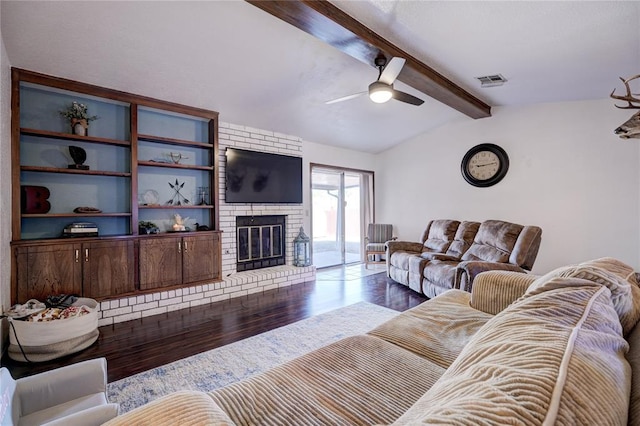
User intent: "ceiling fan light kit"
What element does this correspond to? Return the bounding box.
[326,56,424,107]
[369,81,393,103]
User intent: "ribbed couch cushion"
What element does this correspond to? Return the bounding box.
[369,290,492,369]
[470,270,538,315]
[208,335,446,425]
[392,277,631,425]
[527,257,640,335]
[627,321,640,425]
[103,391,233,426]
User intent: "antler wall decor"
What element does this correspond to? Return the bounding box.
[611,74,640,139]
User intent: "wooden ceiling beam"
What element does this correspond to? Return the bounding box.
[246,0,491,119]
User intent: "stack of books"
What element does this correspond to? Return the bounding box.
[62,222,99,238]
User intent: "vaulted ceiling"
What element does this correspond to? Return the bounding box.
[2,1,639,153]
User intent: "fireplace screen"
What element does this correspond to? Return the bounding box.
[237,225,282,261]
[236,215,286,271]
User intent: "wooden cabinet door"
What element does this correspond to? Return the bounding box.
[15,243,82,302]
[210,232,221,281]
[83,240,136,298]
[182,233,220,284]
[139,237,182,290]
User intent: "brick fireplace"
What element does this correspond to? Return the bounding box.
[236,215,286,271]
[97,122,315,326]
[218,123,310,277]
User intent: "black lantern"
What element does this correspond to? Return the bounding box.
[293,227,311,267]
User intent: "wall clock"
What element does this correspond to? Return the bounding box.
[461,143,509,187]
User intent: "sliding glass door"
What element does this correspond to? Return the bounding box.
[311,165,373,269]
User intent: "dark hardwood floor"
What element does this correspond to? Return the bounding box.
[2,270,427,382]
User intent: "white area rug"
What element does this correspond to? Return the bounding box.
[107,301,398,413]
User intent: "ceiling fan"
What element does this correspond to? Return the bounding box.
[326,56,424,106]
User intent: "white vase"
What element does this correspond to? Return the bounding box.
[73,123,86,136]
[71,118,88,136]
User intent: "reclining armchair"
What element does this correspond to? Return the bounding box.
[387,219,542,298]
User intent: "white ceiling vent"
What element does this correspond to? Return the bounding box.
[475,74,508,87]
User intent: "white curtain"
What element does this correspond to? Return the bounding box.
[361,172,374,260]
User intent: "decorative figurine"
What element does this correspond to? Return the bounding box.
[169,152,188,164]
[172,214,187,232]
[166,179,190,206]
[68,146,89,170]
[21,185,51,214]
[197,186,209,205]
[194,222,210,231]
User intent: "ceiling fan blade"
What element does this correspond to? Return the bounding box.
[378,57,406,85]
[325,91,366,105]
[392,89,424,106]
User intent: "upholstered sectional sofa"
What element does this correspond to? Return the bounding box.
[105,257,640,425]
[387,219,543,298]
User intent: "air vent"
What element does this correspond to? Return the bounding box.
[475,74,507,87]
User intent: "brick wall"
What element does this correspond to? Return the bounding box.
[98,122,315,326]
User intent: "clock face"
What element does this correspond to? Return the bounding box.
[467,151,500,180]
[461,144,509,187]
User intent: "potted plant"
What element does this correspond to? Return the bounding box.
[59,102,99,136]
[138,221,160,235]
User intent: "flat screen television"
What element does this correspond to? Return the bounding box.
[225,148,303,204]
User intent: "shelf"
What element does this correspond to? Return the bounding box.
[13,69,220,304]
[21,128,130,147]
[138,134,213,149]
[138,230,217,238]
[139,205,214,209]
[138,161,213,171]
[22,213,132,218]
[12,234,133,245]
[21,165,131,177]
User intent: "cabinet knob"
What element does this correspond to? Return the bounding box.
[184,241,188,252]
[85,248,89,262]
[178,241,182,253]
[75,249,79,263]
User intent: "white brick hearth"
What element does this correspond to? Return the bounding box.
[98,122,315,326]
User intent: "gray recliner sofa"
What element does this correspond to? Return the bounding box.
[386,219,542,298]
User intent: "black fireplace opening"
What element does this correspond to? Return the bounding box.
[236,215,286,272]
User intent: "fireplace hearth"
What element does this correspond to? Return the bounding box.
[236,215,286,272]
